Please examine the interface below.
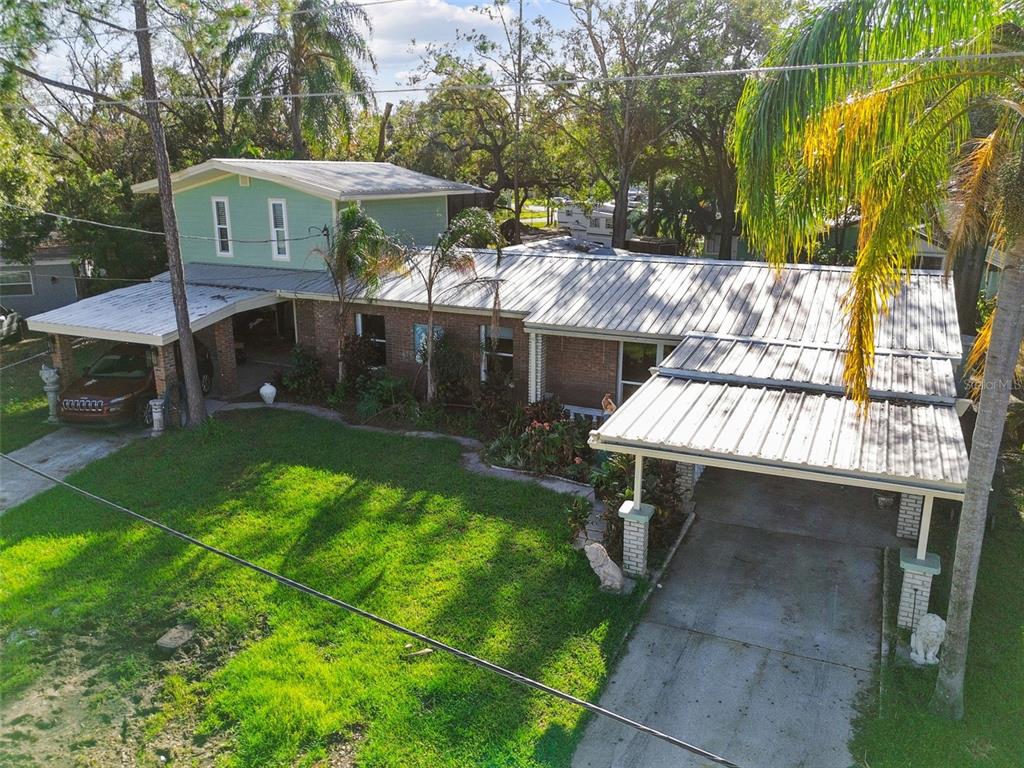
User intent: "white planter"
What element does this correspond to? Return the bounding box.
[259,382,277,405]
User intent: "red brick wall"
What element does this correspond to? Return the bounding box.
[210,319,238,396]
[153,342,178,397]
[543,334,619,410]
[49,334,75,377]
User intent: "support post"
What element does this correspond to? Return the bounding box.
[527,333,546,402]
[916,495,934,561]
[897,548,941,629]
[633,453,643,506]
[618,454,652,577]
[897,493,924,539]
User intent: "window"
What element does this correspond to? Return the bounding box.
[618,341,669,401]
[480,325,514,384]
[413,323,443,363]
[589,217,601,228]
[268,199,289,260]
[356,313,387,366]
[211,197,232,256]
[603,218,613,229]
[0,269,33,296]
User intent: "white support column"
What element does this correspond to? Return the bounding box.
[619,454,653,577]
[916,495,934,561]
[527,333,546,402]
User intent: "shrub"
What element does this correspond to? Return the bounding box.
[355,369,415,421]
[475,376,521,438]
[433,334,474,405]
[483,402,592,481]
[565,495,592,539]
[280,346,328,401]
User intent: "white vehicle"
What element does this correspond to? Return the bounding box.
[555,201,634,246]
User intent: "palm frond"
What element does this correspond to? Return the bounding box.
[947,131,1002,268]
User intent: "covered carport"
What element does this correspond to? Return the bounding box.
[589,335,970,630]
[26,280,283,400]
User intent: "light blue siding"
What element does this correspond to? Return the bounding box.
[361,197,447,247]
[174,174,449,270]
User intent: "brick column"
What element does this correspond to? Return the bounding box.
[49,334,75,376]
[619,500,654,577]
[528,333,547,402]
[897,549,941,629]
[153,343,178,398]
[211,319,238,396]
[897,493,924,539]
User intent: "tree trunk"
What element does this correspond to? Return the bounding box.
[644,168,657,237]
[930,251,1024,719]
[133,0,206,427]
[288,68,307,159]
[374,102,392,162]
[954,241,987,335]
[612,167,631,249]
[425,302,436,403]
[716,156,738,261]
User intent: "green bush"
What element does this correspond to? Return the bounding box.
[280,346,328,401]
[355,369,415,421]
[433,333,475,405]
[565,495,592,539]
[483,401,592,481]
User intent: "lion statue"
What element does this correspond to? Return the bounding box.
[910,613,947,665]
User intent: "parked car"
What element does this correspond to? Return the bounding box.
[0,305,24,342]
[59,340,214,426]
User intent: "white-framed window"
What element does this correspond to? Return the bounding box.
[356,312,387,366]
[618,341,670,402]
[211,197,232,256]
[0,268,33,296]
[480,325,514,384]
[589,217,601,228]
[413,323,443,363]
[268,199,289,260]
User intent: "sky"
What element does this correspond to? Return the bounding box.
[31,0,576,105]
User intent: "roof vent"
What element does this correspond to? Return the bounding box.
[239,175,250,187]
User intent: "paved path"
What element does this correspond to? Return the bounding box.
[572,469,892,768]
[1,428,142,511]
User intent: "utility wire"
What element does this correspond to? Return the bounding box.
[0,452,743,768]
[0,202,328,245]
[9,50,1024,113]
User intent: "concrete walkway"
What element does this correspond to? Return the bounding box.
[1,428,141,511]
[573,469,895,768]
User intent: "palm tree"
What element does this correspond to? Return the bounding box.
[227,0,375,158]
[320,203,405,382]
[731,0,1024,720]
[409,208,503,403]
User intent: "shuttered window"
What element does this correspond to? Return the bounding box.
[268,199,289,260]
[211,197,232,256]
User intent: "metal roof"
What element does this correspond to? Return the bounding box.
[169,237,962,358]
[591,375,968,497]
[132,159,487,199]
[26,281,280,345]
[660,335,958,402]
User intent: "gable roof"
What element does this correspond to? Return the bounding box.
[131,159,488,200]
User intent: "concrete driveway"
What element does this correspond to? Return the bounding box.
[573,469,898,768]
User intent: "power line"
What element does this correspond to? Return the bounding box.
[45,0,416,44]
[0,451,743,768]
[10,50,1022,113]
[0,202,328,245]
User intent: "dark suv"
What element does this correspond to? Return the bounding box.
[59,341,213,426]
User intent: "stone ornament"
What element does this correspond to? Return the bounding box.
[39,364,60,388]
[910,612,947,665]
[584,542,624,592]
[40,365,61,423]
[260,382,277,405]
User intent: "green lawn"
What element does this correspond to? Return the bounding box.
[0,336,108,453]
[0,410,642,767]
[852,451,1024,767]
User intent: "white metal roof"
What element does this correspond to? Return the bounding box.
[591,375,968,497]
[168,237,961,358]
[660,334,958,402]
[131,159,487,200]
[26,281,280,345]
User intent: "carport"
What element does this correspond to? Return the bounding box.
[589,334,970,630]
[26,280,283,399]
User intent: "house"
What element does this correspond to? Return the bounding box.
[0,243,81,316]
[27,162,969,633]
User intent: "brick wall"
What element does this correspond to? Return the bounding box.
[897,569,933,629]
[897,493,924,539]
[543,334,619,410]
[153,342,178,397]
[49,334,75,377]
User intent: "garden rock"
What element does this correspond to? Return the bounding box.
[156,625,194,657]
[584,543,624,592]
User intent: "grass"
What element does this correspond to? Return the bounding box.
[852,451,1024,767]
[0,335,109,453]
[0,409,643,767]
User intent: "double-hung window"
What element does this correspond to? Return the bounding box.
[0,268,33,296]
[356,313,387,366]
[268,199,289,260]
[211,197,232,256]
[618,341,670,401]
[480,325,514,384]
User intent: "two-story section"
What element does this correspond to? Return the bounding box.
[130,159,488,269]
